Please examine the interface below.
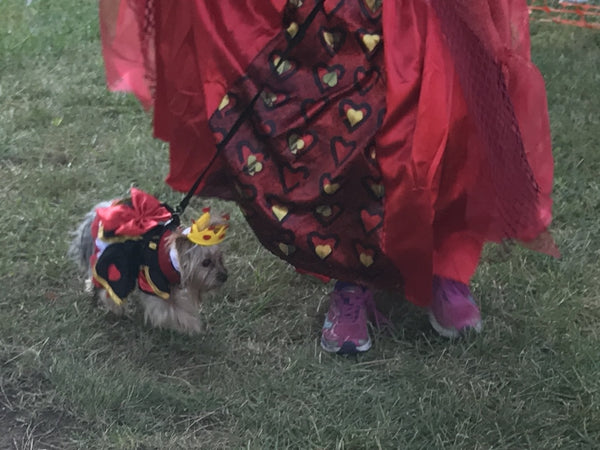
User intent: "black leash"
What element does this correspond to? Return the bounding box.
[173,0,324,217]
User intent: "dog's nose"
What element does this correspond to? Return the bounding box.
[217,271,228,283]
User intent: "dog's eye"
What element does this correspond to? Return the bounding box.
[202,258,212,267]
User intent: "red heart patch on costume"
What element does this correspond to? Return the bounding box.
[279,164,309,193]
[330,137,356,167]
[108,264,121,281]
[211,128,226,145]
[354,67,380,95]
[360,208,383,234]
[256,119,276,137]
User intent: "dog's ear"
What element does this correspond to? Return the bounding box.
[171,233,195,257]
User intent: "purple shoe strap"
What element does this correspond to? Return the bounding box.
[334,282,390,329]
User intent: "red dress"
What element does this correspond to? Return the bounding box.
[99,0,555,306]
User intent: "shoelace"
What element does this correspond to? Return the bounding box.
[335,288,391,328]
[434,276,474,305]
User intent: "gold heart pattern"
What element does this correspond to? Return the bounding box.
[364,0,382,13]
[321,174,342,195]
[287,131,316,155]
[218,95,229,111]
[320,28,345,55]
[205,0,396,283]
[360,252,374,267]
[286,22,299,38]
[323,182,340,194]
[272,204,289,222]
[246,155,263,176]
[356,244,376,268]
[339,99,371,131]
[271,54,295,78]
[316,205,333,217]
[278,243,296,255]
[346,108,364,127]
[323,31,335,48]
[315,244,332,259]
[361,33,381,53]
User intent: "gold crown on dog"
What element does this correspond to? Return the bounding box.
[186,208,229,246]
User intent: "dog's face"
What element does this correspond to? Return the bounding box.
[171,234,228,297]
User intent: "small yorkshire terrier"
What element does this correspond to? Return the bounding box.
[69,188,228,334]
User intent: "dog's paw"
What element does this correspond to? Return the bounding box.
[176,315,206,336]
[96,289,125,316]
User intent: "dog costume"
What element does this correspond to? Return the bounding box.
[90,188,226,305]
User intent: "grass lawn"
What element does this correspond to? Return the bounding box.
[1,1,599,448]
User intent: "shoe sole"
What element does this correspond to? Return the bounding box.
[320,336,372,354]
[428,310,482,339]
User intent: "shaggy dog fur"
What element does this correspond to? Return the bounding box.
[69,201,227,334]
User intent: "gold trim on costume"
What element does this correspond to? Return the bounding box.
[142,266,170,300]
[91,265,125,306]
[98,223,143,244]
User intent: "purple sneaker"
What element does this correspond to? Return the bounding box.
[321,283,373,354]
[428,276,482,338]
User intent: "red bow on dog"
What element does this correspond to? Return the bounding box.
[97,188,172,236]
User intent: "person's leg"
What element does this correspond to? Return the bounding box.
[321,276,482,353]
[430,222,484,338]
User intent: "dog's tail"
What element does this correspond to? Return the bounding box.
[68,201,110,272]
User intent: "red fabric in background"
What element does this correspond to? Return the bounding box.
[377,0,554,303]
[99,0,554,306]
[100,0,153,109]
[100,0,287,192]
[153,0,288,193]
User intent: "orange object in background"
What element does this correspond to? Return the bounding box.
[528,1,600,29]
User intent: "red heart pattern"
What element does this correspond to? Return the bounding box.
[204,0,399,285]
[360,207,383,234]
[280,164,309,193]
[330,137,356,167]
